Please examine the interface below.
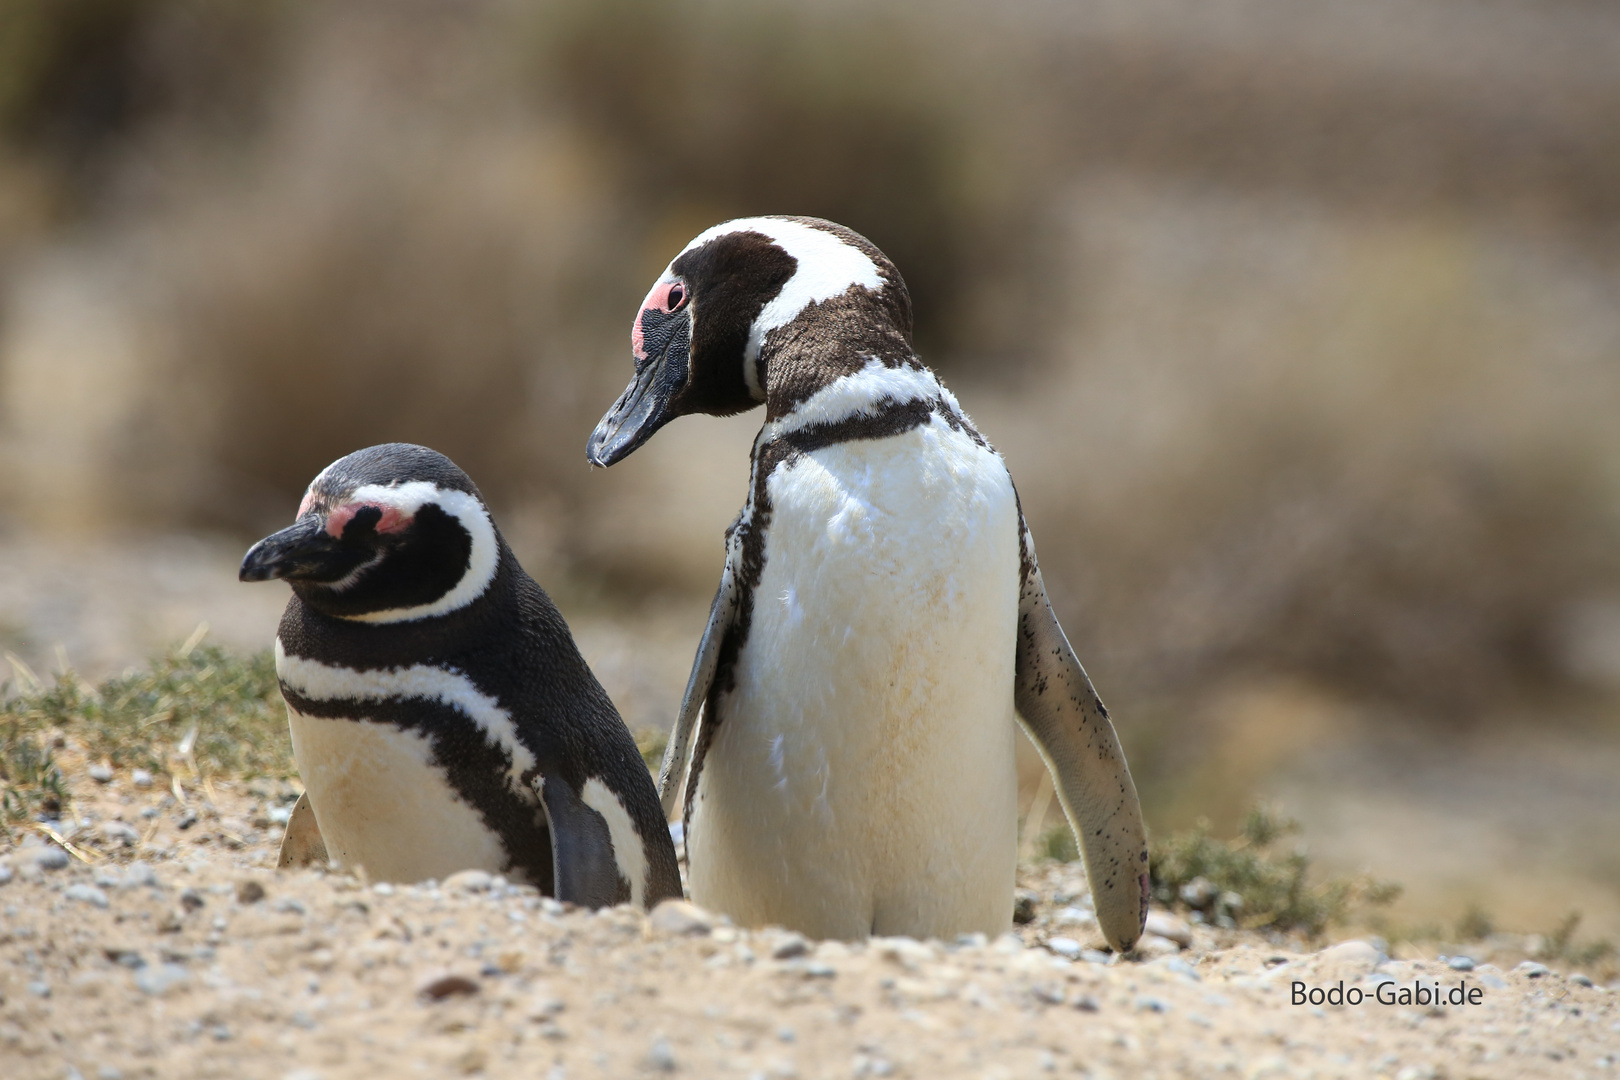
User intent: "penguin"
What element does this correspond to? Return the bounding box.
[240,443,682,909]
[587,217,1148,949]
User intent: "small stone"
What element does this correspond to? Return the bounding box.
[443,869,493,893]
[26,980,51,998]
[1045,937,1083,960]
[1012,889,1039,925]
[97,1067,124,1080]
[1135,995,1171,1013]
[272,897,306,915]
[236,881,266,904]
[1217,891,1245,915]
[1031,982,1066,1005]
[131,769,153,789]
[65,884,110,909]
[649,899,715,936]
[0,863,12,886]
[134,963,190,996]
[1179,876,1217,908]
[123,862,158,888]
[100,821,139,846]
[372,882,395,897]
[1073,994,1100,1012]
[645,1036,677,1072]
[104,948,145,968]
[1447,955,1476,972]
[18,846,69,872]
[1055,906,1096,928]
[1570,972,1594,987]
[1318,940,1383,975]
[268,806,292,826]
[177,810,198,830]
[88,763,114,784]
[1514,961,1550,978]
[1153,956,1201,980]
[418,973,480,1001]
[178,888,205,911]
[1080,949,1112,965]
[772,933,810,960]
[1143,911,1193,947]
[1136,934,1181,958]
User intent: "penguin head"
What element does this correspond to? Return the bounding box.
[587,216,913,466]
[240,443,502,623]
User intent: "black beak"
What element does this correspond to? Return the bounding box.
[587,311,691,467]
[240,515,349,583]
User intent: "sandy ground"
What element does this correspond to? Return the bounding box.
[2,761,1618,1080]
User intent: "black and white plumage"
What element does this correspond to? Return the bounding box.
[589,217,1148,948]
[240,443,681,909]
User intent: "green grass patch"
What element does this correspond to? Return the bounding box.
[1148,804,1401,938]
[2,645,291,826]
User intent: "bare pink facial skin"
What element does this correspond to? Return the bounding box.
[297,489,321,518]
[631,280,684,361]
[322,502,413,539]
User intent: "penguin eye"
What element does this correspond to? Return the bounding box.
[666,283,686,311]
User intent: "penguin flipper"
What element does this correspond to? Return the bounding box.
[657,558,740,817]
[540,776,632,909]
[1013,520,1149,954]
[277,791,328,870]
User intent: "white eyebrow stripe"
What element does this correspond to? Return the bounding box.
[274,638,538,796]
[674,218,886,373]
[333,482,500,624]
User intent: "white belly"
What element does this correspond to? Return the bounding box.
[687,417,1021,939]
[287,709,514,884]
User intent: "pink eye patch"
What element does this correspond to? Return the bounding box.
[632,280,685,361]
[325,502,411,538]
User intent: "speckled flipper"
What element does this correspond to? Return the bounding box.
[1013,517,1149,953]
[657,559,739,817]
[277,791,329,870]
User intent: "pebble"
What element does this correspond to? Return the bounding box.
[26,980,51,998]
[65,883,111,909]
[1179,876,1217,908]
[649,899,715,936]
[771,933,810,960]
[131,769,153,789]
[98,1067,124,1080]
[179,888,205,911]
[272,897,306,915]
[1144,911,1193,947]
[1447,955,1476,971]
[16,846,70,872]
[1055,906,1096,928]
[418,973,480,1001]
[236,881,267,904]
[645,1036,677,1072]
[1570,973,1595,988]
[134,963,190,996]
[124,862,158,888]
[1012,889,1039,925]
[177,810,198,830]
[372,882,394,896]
[1135,995,1171,1013]
[1318,940,1383,974]
[100,821,140,846]
[268,806,292,826]
[0,863,12,886]
[442,869,494,893]
[88,763,114,784]
[1153,956,1201,981]
[1081,949,1113,965]
[1136,934,1181,958]
[1514,961,1550,978]
[1045,937,1083,960]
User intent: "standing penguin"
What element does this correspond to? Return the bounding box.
[240,443,681,909]
[588,217,1148,949]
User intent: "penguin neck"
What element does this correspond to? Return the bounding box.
[757,304,918,423]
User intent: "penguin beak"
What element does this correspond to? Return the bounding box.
[239,515,350,583]
[587,309,692,467]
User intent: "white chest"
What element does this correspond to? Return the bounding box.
[285,708,518,884]
[687,416,1022,938]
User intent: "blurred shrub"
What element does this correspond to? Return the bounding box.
[1149,804,1401,938]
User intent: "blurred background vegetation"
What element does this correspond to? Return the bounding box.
[1,0,1617,938]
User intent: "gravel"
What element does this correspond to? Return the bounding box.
[64,884,110,909]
